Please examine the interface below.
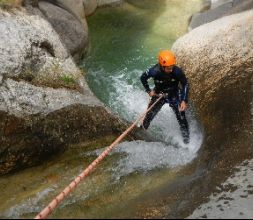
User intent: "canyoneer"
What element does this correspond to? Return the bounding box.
[140,50,190,144]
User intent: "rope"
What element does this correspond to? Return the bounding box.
[35,94,164,219]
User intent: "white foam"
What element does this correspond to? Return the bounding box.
[115,140,197,177]
[89,139,198,180]
[109,71,203,148]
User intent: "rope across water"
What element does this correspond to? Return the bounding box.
[35,94,164,219]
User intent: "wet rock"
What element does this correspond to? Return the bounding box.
[0,103,126,175]
[0,9,128,175]
[23,0,38,7]
[0,8,89,91]
[0,79,102,117]
[52,0,87,25]
[55,0,84,15]
[210,0,232,9]
[173,9,253,144]
[83,0,97,16]
[188,159,253,219]
[171,8,253,217]
[97,0,123,7]
[0,9,68,78]
[24,0,124,61]
[189,0,253,30]
[38,0,88,61]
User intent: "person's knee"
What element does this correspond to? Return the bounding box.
[142,120,150,130]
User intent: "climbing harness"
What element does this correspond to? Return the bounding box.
[35,94,165,219]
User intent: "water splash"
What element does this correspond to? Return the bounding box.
[89,139,199,181]
[88,70,203,177]
[109,70,203,146]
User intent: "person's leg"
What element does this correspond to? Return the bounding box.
[171,105,190,144]
[142,96,165,129]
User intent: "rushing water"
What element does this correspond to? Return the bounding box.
[82,0,204,180]
[0,1,204,218]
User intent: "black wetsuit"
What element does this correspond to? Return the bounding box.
[140,64,190,143]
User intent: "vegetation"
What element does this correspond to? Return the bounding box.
[60,74,76,85]
[0,0,22,8]
[17,60,82,92]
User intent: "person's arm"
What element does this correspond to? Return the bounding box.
[140,69,152,94]
[178,70,189,111]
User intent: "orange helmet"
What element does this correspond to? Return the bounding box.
[158,50,176,67]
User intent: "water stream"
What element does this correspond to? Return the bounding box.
[0,0,204,218]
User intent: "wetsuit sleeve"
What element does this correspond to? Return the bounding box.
[140,69,152,93]
[179,70,189,103]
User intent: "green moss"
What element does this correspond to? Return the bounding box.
[0,0,13,4]
[0,0,22,8]
[17,62,82,92]
[60,74,76,85]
